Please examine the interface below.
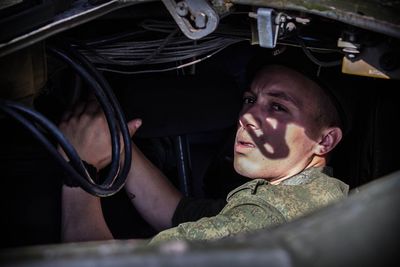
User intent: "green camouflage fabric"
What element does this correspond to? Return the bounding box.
[148,167,349,246]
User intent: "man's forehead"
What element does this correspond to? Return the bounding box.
[249,66,321,109]
[254,66,309,84]
[249,85,303,109]
[250,66,317,95]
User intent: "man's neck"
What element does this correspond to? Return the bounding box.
[270,157,327,185]
[271,166,331,185]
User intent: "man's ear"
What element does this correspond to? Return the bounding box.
[315,127,343,156]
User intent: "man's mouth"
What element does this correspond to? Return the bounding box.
[235,139,255,153]
[237,141,255,148]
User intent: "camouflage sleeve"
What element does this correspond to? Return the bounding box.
[148,195,285,246]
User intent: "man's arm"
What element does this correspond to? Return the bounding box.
[58,100,139,242]
[59,100,182,241]
[61,186,112,242]
[124,143,182,231]
[148,195,285,246]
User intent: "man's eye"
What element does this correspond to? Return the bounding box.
[271,103,287,112]
[243,97,255,104]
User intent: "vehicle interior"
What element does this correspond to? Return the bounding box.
[0,0,399,265]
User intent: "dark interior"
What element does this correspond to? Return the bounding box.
[1,1,399,249]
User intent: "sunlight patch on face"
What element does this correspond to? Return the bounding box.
[242,113,264,137]
[255,130,263,138]
[266,117,278,130]
[263,142,275,154]
[284,122,316,154]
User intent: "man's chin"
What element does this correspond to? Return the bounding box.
[233,158,261,179]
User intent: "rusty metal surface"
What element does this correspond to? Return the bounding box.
[231,0,400,38]
[1,170,399,267]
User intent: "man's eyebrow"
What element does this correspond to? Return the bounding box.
[266,91,302,108]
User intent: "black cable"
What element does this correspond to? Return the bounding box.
[84,30,147,47]
[60,43,132,189]
[297,36,342,68]
[0,99,129,196]
[1,100,89,179]
[78,29,179,67]
[48,45,121,188]
[0,43,133,197]
[0,101,101,194]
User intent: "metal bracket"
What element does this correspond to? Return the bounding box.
[255,8,281,49]
[161,0,219,40]
[337,37,361,60]
[250,8,310,48]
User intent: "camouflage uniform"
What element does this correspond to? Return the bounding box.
[148,167,348,246]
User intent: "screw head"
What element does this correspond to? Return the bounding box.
[176,1,188,17]
[195,12,207,29]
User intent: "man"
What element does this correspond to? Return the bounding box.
[60,65,348,246]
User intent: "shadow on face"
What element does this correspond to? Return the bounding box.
[233,65,336,179]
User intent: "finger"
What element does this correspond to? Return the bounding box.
[127,118,142,137]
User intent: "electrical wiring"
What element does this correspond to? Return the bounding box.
[0,100,98,186]
[70,44,132,188]
[49,44,122,189]
[80,37,245,74]
[139,19,177,33]
[49,43,133,193]
[77,18,344,75]
[0,43,133,197]
[96,45,233,74]
[296,35,342,67]
[278,39,343,53]
[81,35,243,65]
[75,19,247,74]
[84,30,147,47]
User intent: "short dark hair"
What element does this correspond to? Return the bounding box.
[307,74,350,135]
[245,47,350,135]
[313,82,343,130]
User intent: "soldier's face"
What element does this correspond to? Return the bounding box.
[233,67,323,182]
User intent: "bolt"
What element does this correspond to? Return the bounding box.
[176,1,188,17]
[347,54,356,59]
[286,22,296,31]
[194,12,207,29]
[248,12,257,19]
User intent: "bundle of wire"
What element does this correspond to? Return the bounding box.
[78,20,247,74]
[77,18,343,74]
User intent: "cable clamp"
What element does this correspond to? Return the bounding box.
[249,8,309,49]
[161,0,219,40]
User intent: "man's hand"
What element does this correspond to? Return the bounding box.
[58,99,142,170]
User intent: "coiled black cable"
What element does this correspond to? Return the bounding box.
[49,45,121,187]
[61,43,132,189]
[0,43,132,197]
[0,101,100,190]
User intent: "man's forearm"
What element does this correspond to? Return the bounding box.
[62,186,113,242]
[125,143,182,231]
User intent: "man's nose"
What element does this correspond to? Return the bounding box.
[239,106,261,130]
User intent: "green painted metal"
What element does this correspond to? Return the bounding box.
[231,0,400,38]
